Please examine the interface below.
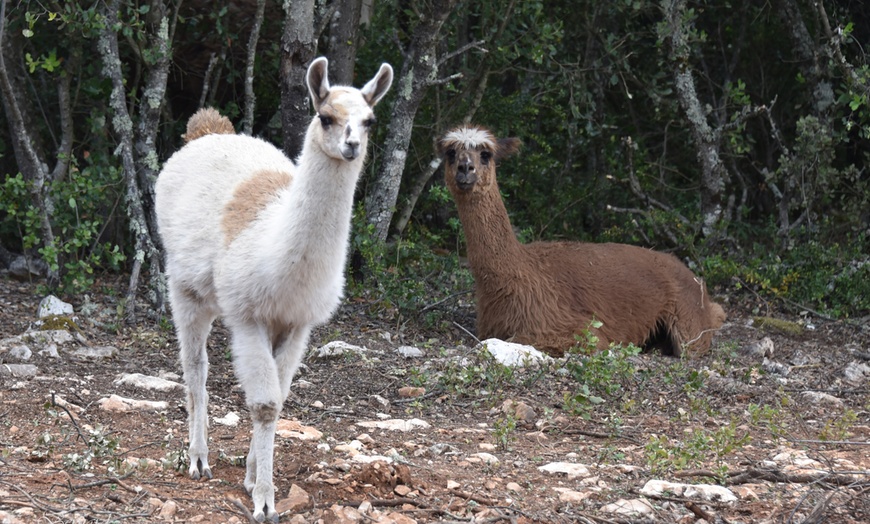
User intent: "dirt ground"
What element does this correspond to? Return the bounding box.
[1,274,869,523]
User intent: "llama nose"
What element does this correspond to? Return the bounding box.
[457,160,474,175]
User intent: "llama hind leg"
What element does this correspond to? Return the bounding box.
[171,285,216,480]
[231,322,282,523]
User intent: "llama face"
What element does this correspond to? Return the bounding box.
[306,58,393,163]
[314,88,377,161]
[439,126,521,196]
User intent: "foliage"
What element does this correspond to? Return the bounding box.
[703,234,870,318]
[561,323,643,418]
[0,162,126,293]
[644,419,750,479]
[348,205,475,329]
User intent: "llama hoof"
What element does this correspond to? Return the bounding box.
[252,506,278,523]
[189,458,212,480]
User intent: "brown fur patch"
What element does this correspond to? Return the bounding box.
[183,107,235,143]
[222,169,292,246]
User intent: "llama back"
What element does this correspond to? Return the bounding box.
[155,112,297,296]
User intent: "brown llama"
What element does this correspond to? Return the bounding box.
[438,125,726,357]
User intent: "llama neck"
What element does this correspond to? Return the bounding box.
[456,184,526,275]
[265,123,362,264]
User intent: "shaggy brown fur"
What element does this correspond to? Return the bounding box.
[182,107,235,142]
[438,125,726,357]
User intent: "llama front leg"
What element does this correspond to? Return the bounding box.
[231,323,282,523]
[172,287,216,480]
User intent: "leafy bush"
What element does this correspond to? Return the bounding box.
[703,233,870,317]
[0,161,126,293]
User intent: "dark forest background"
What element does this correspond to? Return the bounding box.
[1,0,868,323]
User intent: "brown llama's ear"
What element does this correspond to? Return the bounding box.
[495,137,521,161]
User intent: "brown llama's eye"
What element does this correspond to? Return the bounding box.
[446,149,456,163]
[319,115,333,127]
[480,150,492,164]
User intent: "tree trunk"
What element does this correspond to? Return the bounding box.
[99,0,164,321]
[328,0,364,85]
[242,0,266,135]
[280,0,316,160]
[0,0,70,286]
[661,0,727,237]
[363,0,459,243]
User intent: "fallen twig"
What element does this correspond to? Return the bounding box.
[230,497,258,524]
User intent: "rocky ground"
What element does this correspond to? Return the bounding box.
[1,273,869,524]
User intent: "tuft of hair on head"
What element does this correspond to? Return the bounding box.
[183,107,236,143]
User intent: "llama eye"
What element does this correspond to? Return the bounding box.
[319,115,333,127]
[480,151,493,164]
[363,118,376,129]
[446,149,456,163]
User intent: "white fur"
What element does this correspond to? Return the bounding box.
[155,57,392,523]
[442,127,496,150]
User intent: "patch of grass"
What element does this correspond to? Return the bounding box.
[644,420,750,479]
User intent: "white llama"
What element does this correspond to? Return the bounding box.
[155,57,392,522]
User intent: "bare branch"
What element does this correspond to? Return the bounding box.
[437,39,487,66]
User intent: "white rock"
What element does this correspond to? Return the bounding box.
[72,346,119,359]
[639,480,737,502]
[743,337,774,358]
[844,361,870,384]
[97,395,168,412]
[470,452,500,465]
[446,480,461,490]
[114,373,183,392]
[554,487,593,503]
[351,454,393,464]
[38,295,74,318]
[537,462,591,479]
[357,418,431,432]
[800,391,844,407]
[0,364,38,377]
[214,412,241,427]
[477,339,553,367]
[396,346,424,358]
[601,498,654,515]
[22,330,75,346]
[275,419,323,440]
[7,344,32,360]
[314,341,367,358]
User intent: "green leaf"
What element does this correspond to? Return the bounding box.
[68,197,77,209]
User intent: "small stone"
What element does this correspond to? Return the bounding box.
[501,399,537,422]
[639,480,737,502]
[275,484,310,513]
[601,498,654,516]
[315,341,367,358]
[844,361,870,384]
[743,337,774,358]
[38,295,74,318]
[357,419,430,432]
[72,346,119,359]
[214,412,240,427]
[800,391,844,407]
[276,419,323,441]
[396,346,424,358]
[0,364,38,377]
[446,480,461,490]
[398,387,425,398]
[369,395,391,411]
[157,499,178,519]
[470,452,499,465]
[553,487,593,503]
[97,395,168,412]
[537,462,591,479]
[394,485,412,496]
[477,339,552,367]
[114,373,183,392]
[506,482,522,492]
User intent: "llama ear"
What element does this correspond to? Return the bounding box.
[496,137,522,160]
[306,57,331,110]
[360,63,393,107]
